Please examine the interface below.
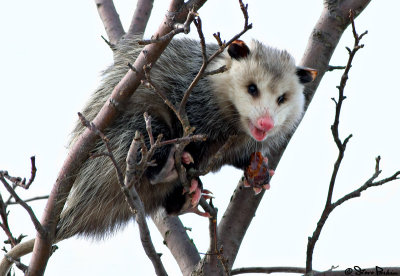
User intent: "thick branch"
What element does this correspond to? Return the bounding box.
[94,0,125,45]
[152,213,200,276]
[216,0,371,270]
[127,0,154,36]
[27,1,208,274]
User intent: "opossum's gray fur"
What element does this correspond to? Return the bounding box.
[56,36,306,240]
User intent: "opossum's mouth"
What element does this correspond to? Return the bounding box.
[248,122,268,141]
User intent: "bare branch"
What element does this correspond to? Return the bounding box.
[0,193,18,247]
[7,195,49,205]
[203,65,227,77]
[333,157,400,208]
[101,35,116,51]
[95,0,125,45]
[0,175,45,239]
[152,213,200,275]
[326,65,346,71]
[139,10,197,45]
[144,112,155,146]
[1,157,37,189]
[305,11,399,273]
[128,0,154,36]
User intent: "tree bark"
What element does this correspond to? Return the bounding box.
[128,0,154,36]
[95,0,125,45]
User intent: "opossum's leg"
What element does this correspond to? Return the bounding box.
[244,152,274,194]
[149,146,178,185]
[149,149,196,185]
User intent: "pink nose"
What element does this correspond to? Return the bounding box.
[257,116,274,132]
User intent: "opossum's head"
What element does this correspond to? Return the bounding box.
[214,40,317,142]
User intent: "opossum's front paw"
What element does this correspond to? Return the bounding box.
[244,152,275,195]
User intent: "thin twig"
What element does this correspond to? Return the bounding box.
[101,35,115,50]
[144,112,155,146]
[7,195,49,205]
[0,176,45,239]
[0,193,18,247]
[139,10,197,45]
[326,65,346,71]
[1,157,37,189]
[203,65,227,77]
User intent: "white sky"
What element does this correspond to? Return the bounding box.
[0,1,399,275]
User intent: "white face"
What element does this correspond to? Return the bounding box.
[211,41,306,142]
[229,60,305,141]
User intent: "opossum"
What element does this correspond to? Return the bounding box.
[54,37,316,240]
[0,38,317,274]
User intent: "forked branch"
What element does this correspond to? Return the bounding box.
[305,11,398,273]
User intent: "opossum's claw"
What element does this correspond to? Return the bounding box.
[244,152,273,192]
[182,151,194,165]
[201,189,214,200]
[190,184,202,206]
[189,178,198,194]
[186,206,211,218]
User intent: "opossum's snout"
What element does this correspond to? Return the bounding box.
[248,115,274,141]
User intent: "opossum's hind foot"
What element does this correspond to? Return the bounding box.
[163,151,213,217]
[244,152,275,195]
[180,179,212,218]
[162,180,211,218]
[181,151,194,166]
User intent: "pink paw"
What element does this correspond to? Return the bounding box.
[182,151,194,165]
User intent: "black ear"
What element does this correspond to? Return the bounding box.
[228,40,250,60]
[296,67,318,84]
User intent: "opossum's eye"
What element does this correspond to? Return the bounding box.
[277,93,287,105]
[247,84,259,97]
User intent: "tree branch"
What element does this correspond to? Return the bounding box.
[127,0,154,37]
[94,0,125,45]
[0,176,45,239]
[306,10,398,273]
[152,213,201,276]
